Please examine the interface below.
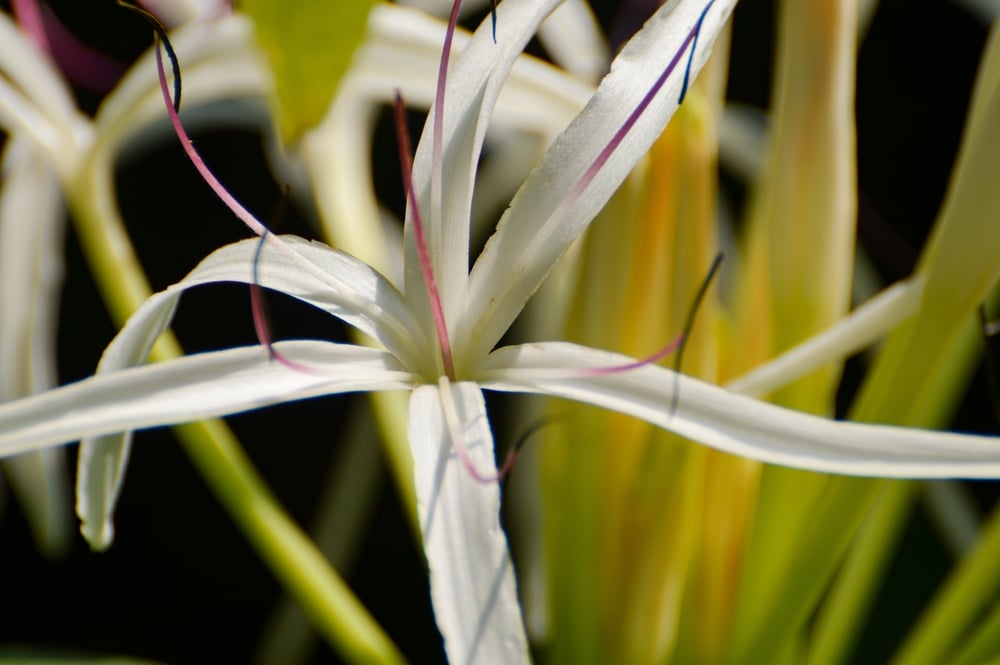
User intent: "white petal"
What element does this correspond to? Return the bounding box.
[0,137,71,554]
[0,341,414,457]
[0,75,73,167]
[103,236,427,372]
[725,277,924,398]
[405,0,564,327]
[77,428,134,550]
[408,382,529,664]
[69,232,422,547]
[0,12,80,151]
[459,0,737,365]
[478,342,1000,478]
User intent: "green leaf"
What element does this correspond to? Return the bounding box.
[241,0,377,144]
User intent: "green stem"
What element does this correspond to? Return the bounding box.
[951,587,1000,665]
[176,418,404,665]
[890,503,1000,665]
[730,476,882,665]
[68,160,404,664]
[806,480,917,665]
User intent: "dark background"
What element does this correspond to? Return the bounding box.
[1,1,997,663]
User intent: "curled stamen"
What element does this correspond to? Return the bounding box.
[250,188,289,360]
[496,415,562,484]
[438,377,555,484]
[117,1,181,110]
[669,252,723,414]
[147,18,344,286]
[679,0,715,104]
[491,0,498,43]
[572,253,724,416]
[251,230,277,359]
[250,230,325,376]
[395,92,456,380]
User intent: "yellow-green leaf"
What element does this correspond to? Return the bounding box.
[241,0,377,145]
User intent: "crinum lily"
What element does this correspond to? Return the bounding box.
[4,0,1000,663]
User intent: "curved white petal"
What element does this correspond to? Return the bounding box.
[459,0,737,365]
[478,342,1000,479]
[302,2,593,277]
[106,236,427,372]
[726,278,925,398]
[405,0,564,327]
[408,381,529,665]
[71,233,422,548]
[0,341,414,457]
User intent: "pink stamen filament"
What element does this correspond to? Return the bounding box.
[438,377,520,484]
[395,93,456,380]
[154,36,343,290]
[11,0,48,53]
[154,40,269,238]
[250,233,318,374]
[576,334,685,377]
[154,34,346,373]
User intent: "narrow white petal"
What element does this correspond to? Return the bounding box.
[479,342,1000,479]
[725,278,924,398]
[460,0,737,365]
[74,265,410,551]
[405,0,563,326]
[77,429,133,550]
[0,11,79,141]
[408,382,529,664]
[0,138,71,554]
[0,139,65,399]
[0,76,72,167]
[97,236,427,373]
[0,341,414,457]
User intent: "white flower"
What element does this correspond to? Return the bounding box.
[2,1,1000,662]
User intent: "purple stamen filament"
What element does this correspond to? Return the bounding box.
[438,377,521,484]
[154,40,270,238]
[561,1,715,214]
[250,232,318,374]
[576,334,685,377]
[395,93,456,380]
